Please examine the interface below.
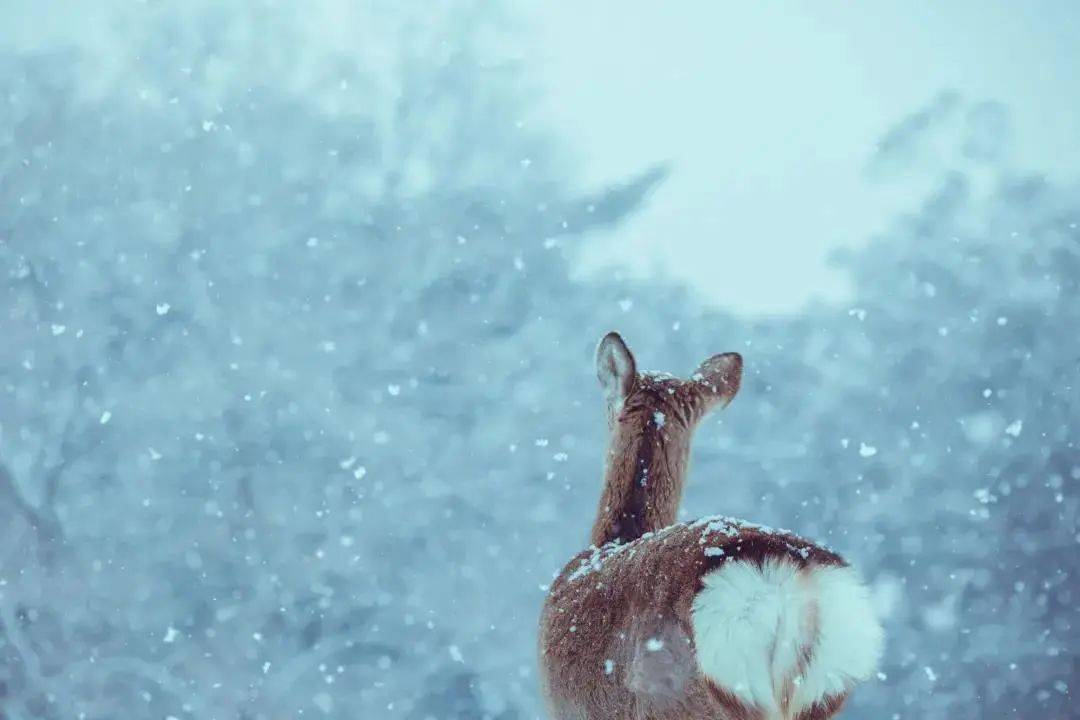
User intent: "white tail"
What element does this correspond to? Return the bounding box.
[693,557,883,717]
[539,332,883,720]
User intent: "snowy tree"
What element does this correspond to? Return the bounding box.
[0,4,662,718]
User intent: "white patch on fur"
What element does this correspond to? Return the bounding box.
[789,563,884,712]
[691,557,883,718]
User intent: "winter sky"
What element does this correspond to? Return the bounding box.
[528,2,1080,314]
[6,1,1080,315]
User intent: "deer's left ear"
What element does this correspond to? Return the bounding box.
[690,352,742,413]
[596,331,637,411]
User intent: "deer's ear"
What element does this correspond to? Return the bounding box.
[690,352,742,413]
[596,332,636,408]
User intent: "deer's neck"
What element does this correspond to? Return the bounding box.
[590,418,692,547]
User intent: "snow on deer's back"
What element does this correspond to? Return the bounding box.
[538,333,883,720]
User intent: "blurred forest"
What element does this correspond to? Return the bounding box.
[0,3,1076,719]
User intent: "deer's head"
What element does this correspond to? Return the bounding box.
[595,331,742,434]
[590,331,743,546]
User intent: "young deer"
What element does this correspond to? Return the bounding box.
[539,332,883,720]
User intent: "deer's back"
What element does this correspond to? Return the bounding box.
[538,516,848,720]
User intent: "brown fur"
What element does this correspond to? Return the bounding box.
[539,521,847,720]
[591,373,697,546]
[538,335,853,720]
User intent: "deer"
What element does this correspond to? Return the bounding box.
[538,332,883,720]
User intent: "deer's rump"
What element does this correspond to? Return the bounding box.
[539,516,883,720]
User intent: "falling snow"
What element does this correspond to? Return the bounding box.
[0,7,1072,720]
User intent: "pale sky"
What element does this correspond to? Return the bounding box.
[526,2,1080,315]
[5,2,1079,315]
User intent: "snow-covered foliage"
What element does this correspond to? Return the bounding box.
[0,4,1075,719]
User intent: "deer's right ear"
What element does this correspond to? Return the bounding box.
[596,331,636,409]
[690,352,743,414]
